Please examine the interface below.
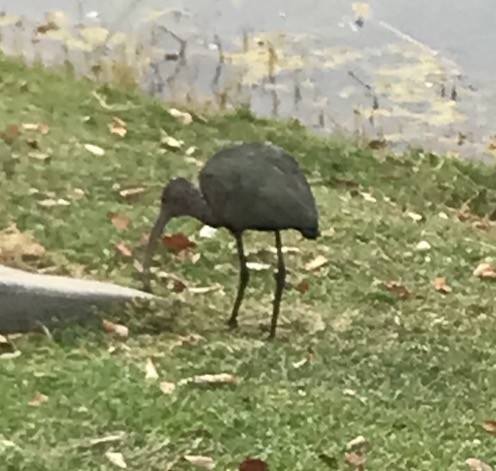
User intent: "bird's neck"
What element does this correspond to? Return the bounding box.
[189,193,219,228]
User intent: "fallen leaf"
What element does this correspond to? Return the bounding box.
[22,122,49,134]
[159,381,176,394]
[105,451,127,469]
[198,225,218,238]
[246,262,271,271]
[415,240,431,251]
[473,262,496,280]
[108,117,127,137]
[184,455,215,470]
[465,458,493,471]
[162,232,196,252]
[344,452,366,470]
[29,151,50,161]
[38,198,71,207]
[102,319,129,338]
[188,284,222,294]
[482,420,496,435]
[179,373,238,386]
[115,242,133,258]
[38,122,50,135]
[239,458,269,471]
[108,213,131,230]
[346,435,369,453]
[145,358,159,380]
[89,433,125,446]
[360,192,376,203]
[384,280,413,300]
[406,211,423,222]
[1,124,21,144]
[160,132,184,150]
[304,255,328,271]
[295,279,309,294]
[186,145,197,156]
[473,217,493,231]
[432,277,452,293]
[83,143,105,156]
[28,392,48,407]
[0,351,22,360]
[168,108,193,125]
[0,223,46,264]
[118,187,145,202]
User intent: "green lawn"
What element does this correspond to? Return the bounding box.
[1,54,496,470]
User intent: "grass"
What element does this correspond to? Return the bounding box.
[1,53,496,470]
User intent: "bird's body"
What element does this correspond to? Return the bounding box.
[142,142,319,339]
[199,143,319,238]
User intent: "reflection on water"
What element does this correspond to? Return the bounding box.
[0,0,495,161]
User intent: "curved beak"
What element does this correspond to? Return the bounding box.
[142,206,171,291]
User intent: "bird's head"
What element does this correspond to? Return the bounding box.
[160,177,199,217]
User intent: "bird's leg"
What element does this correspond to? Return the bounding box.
[228,233,249,329]
[270,230,286,340]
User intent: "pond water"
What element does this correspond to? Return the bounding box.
[1,0,495,160]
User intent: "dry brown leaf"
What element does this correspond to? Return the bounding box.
[466,458,493,471]
[159,381,176,394]
[473,262,496,280]
[28,392,48,407]
[108,117,127,137]
[105,451,127,469]
[415,240,431,251]
[344,451,366,470]
[0,351,21,360]
[168,108,193,125]
[89,433,125,446]
[384,280,413,300]
[108,213,131,230]
[184,455,215,470]
[304,255,328,271]
[145,358,159,380]
[406,211,423,222]
[83,143,105,156]
[246,262,271,271]
[38,122,50,135]
[38,198,70,207]
[179,373,238,386]
[0,223,46,265]
[102,319,129,338]
[188,284,223,294]
[346,435,369,453]
[1,124,21,144]
[22,122,49,134]
[186,145,197,156]
[432,277,452,293]
[162,232,196,252]
[239,458,269,471]
[118,187,145,202]
[482,420,496,435]
[295,279,309,294]
[160,133,184,150]
[115,242,133,259]
[198,225,217,238]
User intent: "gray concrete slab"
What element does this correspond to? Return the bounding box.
[0,265,155,333]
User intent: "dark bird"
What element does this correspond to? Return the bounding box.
[142,142,319,339]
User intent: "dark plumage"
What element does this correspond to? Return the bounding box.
[143,142,319,339]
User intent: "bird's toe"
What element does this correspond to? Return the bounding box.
[227,318,239,329]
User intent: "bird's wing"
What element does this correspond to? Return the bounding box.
[200,150,318,233]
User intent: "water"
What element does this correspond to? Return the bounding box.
[1,0,495,159]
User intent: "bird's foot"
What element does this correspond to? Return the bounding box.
[227,317,238,329]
